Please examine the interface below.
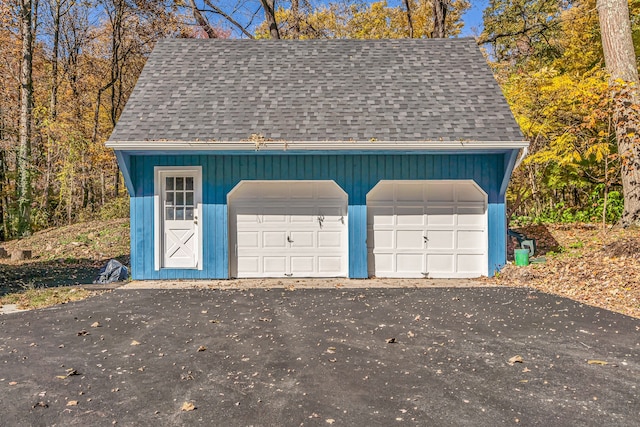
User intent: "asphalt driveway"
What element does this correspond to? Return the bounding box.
[0,287,638,426]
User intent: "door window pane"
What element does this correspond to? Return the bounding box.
[176,207,184,220]
[186,177,194,191]
[165,207,174,220]
[165,177,174,191]
[166,192,174,205]
[185,207,194,220]
[176,192,184,206]
[185,192,193,206]
[176,177,184,190]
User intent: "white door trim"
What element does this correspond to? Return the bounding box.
[154,166,203,270]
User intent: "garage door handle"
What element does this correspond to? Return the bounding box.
[423,236,428,242]
[287,236,294,243]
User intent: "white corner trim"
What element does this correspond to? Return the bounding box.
[107,140,530,151]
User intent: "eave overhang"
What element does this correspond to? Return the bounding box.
[106,140,529,152]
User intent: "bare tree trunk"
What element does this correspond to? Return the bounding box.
[597,0,640,225]
[260,0,280,39]
[291,0,300,39]
[0,107,6,241]
[201,0,255,39]
[403,0,413,38]
[188,0,218,38]
[18,0,34,236]
[432,0,448,38]
[50,0,61,120]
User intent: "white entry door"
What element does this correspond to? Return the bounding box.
[229,181,348,278]
[367,180,487,278]
[156,168,201,269]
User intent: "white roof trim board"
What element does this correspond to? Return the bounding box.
[106,140,528,151]
[107,38,526,151]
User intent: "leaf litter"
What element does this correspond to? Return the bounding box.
[491,224,640,318]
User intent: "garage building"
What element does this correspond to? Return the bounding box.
[106,38,527,280]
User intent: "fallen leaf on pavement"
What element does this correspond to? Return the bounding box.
[90,322,101,328]
[508,355,524,365]
[181,402,196,411]
[9,381,17,386]
[77,330,89,336]
[386,338,397,344]
[587,360,608,365]
[131,340,140,346]
[197,345,207,352]
[66,400,78,406]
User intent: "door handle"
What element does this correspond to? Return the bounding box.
[287,236,293,243]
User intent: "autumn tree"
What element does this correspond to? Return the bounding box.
[17,0,35,236]
[481,0,636,224]
[597,0,640,225]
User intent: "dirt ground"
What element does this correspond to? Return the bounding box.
[490,223,640,318]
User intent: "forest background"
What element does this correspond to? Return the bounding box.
[0,0,639,241]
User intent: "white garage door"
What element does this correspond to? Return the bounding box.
[229,181,348,278]
[367,180,487,278]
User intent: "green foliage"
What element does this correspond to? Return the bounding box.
[511,188,624,225]
[487,0,636,223]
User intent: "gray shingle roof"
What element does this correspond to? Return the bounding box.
[108,38,524,144]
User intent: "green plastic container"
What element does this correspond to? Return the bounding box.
[514,248,530,266]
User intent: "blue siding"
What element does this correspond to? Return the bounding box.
[128,153,509,280]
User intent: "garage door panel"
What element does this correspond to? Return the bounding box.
[290,231,314,248]
[263,256,286,274]
[236,212,260,223]
[426,254,454,273]
[396,253,423,273]
[426,230,454,249]
[230,181,347,278]
[318,257,343,273]
[426,207,455,226]
[289,206,316,223]
[396,206,425,225]
[457,207,486,226]
[373,253,393,273]
[457,230,484,249]
[397,230,424,249]
[318,231,342,248]
[367,180,487,278]
[237,257,259,274]
[262,212,287,223]
[291,256,314,273]
[457,254,485,273]
[237,232,259,248]
[263,232,287,248]
[373,230,394,249]
[368,206,394,225]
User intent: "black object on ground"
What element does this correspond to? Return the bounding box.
[93,259,128,284]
